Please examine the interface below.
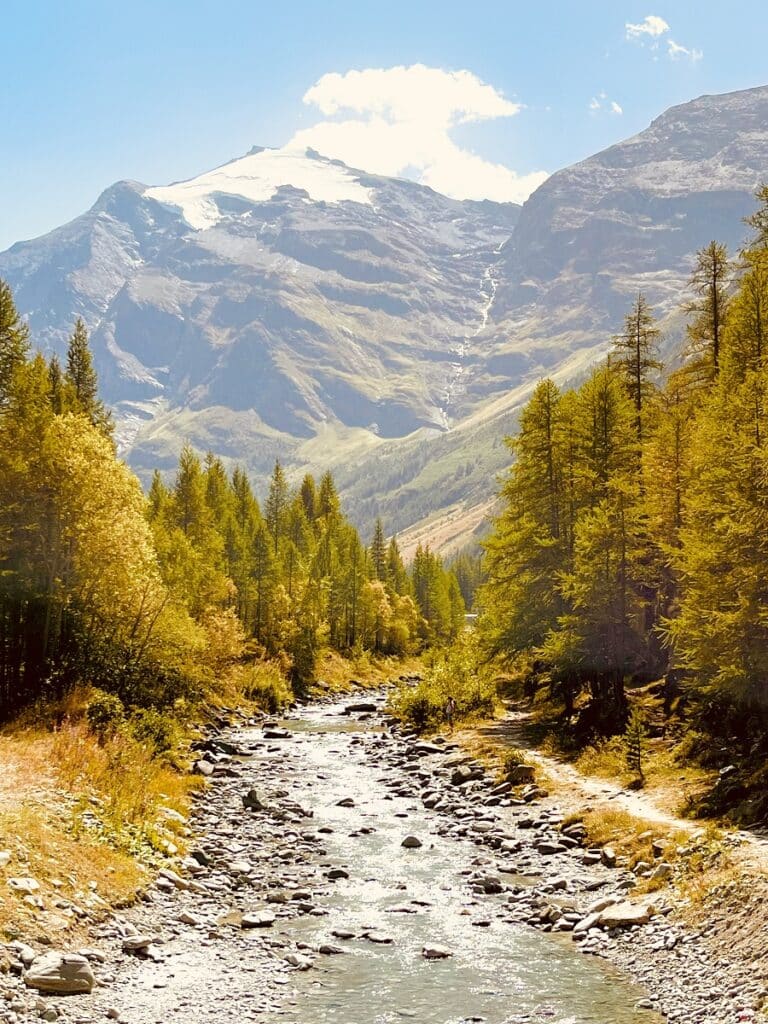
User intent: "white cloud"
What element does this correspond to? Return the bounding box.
[286,64,548,205]
[625,14,670,39]
[625,14,702,61]
[589,92,623,115]
[667,38,703,62]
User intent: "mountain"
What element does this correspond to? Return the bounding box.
[343,84,768,550]
[1,85,767,550]
[0,147,518,472]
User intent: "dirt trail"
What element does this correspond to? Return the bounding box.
[466,706,768,873]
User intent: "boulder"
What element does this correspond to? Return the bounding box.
[24,953,95,994]
[242,789,267,811]
[7,877,40,894]
[284,952,313,970]
[597,901,655,929]
[536,841,567,855]
[422,945,452,959]
[600,845,617,868]
[401,836,423,849]
[241,911,276,928]
[345,702,378,713]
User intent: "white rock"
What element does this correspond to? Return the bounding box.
[7,877,40,894]
[23,953,95,994]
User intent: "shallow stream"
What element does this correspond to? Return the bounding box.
[253,701,660,1024]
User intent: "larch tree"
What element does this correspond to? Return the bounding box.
[684,241,731,387]
[611,293,662,442]
[0,280,30,406]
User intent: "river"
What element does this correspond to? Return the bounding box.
[49,692,666,1024]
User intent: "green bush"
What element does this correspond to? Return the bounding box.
[86,690,126,744]
[130,707,179,755]
[243,662,293,714]
[388,633,496,731]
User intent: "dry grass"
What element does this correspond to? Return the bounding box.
[51,721,198,848]
[573,734,714,817]
[312,650,423,695]
[0,693,202,941]
[0,789,146,941]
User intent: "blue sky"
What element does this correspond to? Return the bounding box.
[1,0,766,250]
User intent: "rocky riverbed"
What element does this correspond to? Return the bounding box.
[0,690,763,1024]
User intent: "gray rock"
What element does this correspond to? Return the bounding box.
[242,789,266,811]
[24,953,95,995]
[422,945,452,959]
[401,836,423,849]
[597,901,655,928]
[241,911,276,928]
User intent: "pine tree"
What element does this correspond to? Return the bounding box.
[611,293,662,442]
[370,518,387,581]
[48,354,64,414]
[0,280,30,406]
[744,182,768,250]
[299,473,318,522]
[684,241,731,386]
[251,524,276,644]
[480,379,572,657]
[724,250,768,377]
[65,318,112,435]
[265,460,289,553]
[386,536,410,595]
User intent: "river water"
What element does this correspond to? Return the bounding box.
[250,700,660,1024]
[51,695,663,1024]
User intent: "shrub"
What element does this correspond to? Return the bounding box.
[130,707,179,756]
[388,633,496,731]
[242,662,293,714]
[86,690,125,743]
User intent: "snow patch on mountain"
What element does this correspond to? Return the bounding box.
[144,147,373,229]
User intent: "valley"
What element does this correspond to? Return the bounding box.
[3,85,768,548]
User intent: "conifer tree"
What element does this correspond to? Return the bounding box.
[386,536,410,595]
[65,318,112,435]
[48,354,64,414]
[611,293,662,441]
[265,460,289,553]
[684,241,731,385]
[0,280,30,406]
[745,183,768,250]
[299,473,317,522]
[370,518,387,581]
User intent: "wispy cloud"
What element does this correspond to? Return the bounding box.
[666,38,703,62]
[626,14,670,39]
[287,64,549,204]
[589,92,623,115]
[625,14,702,62]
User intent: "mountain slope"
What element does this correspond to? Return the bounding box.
[0,147,518,477]
[1,85,767,549]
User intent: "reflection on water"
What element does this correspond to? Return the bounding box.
[246,704,661,1024]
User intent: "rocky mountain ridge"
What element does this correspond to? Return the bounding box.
[2,84,767,548]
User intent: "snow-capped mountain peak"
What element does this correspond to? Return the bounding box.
[144,146,373,230]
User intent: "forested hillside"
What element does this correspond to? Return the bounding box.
[479,186,768,764]
[0,285,464,722]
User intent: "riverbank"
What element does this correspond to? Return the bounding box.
[0,688,763,1024]
[0,655,416,949]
